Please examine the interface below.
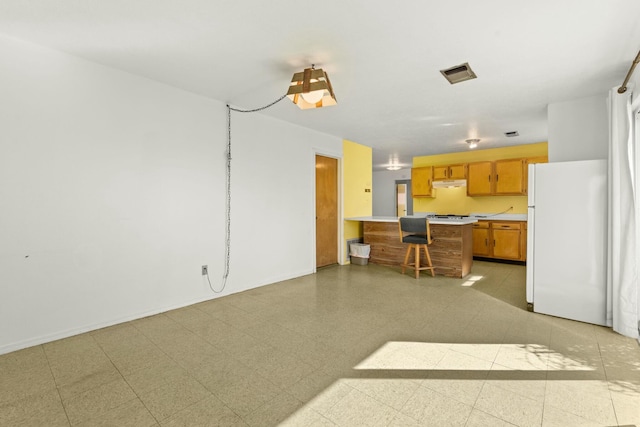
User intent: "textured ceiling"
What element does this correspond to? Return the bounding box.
[1,1,639,169]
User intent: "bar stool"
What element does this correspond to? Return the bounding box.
[399,217,435,278]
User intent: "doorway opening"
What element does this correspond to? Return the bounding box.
[395,179,413,217]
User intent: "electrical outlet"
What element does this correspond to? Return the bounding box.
[202,265,208,276]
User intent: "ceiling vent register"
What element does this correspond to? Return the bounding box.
[440,62,477,84]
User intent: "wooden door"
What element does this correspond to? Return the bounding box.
[494,159,525,195]
[433,165,449,180]
[315,155,338,267]
[448,164,467,179]
[411,167,433,197]
[492,227,521,260]
[396,183,408,217]
[472,222,491,256]
[466,162,493,196]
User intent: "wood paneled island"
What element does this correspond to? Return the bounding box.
[348,216,475,278]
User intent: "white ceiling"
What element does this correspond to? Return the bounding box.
[1,1,639,170]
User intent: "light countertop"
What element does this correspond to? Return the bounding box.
[345,216,478,225]
[469,213,528,221]
[345,213,528,225]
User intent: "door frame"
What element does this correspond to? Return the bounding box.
[312,149,343,272]
[395,179,413,216]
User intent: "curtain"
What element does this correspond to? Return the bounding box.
[607,87,638,339]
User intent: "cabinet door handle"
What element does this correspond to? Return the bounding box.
[493,240,496,246]
[496,174,499,181]
[485,238,488,246]
[488,175,491,182]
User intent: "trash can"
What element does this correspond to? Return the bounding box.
[350,243,370,265]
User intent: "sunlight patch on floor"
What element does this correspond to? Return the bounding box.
[280,340,616,426]
[353,341,595,371]
[461,275,483,287]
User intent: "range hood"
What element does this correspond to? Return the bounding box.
[432,179,467,188]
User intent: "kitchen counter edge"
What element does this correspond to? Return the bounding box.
[345,216,478,225]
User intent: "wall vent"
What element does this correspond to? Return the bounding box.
[505,131,519,137]
[440,62,477,84]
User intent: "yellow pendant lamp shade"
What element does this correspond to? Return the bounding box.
[286,66,337,109]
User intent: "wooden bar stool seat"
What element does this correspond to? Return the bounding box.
[399,217,435,279]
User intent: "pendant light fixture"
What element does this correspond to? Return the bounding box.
[286,65,337,109]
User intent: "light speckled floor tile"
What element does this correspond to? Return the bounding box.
[449,343,501,363]
[544,380,617,426]
[76,398,157,427]
[465,409,517,427]
[400,386,473,426]
[198,363,283,417]
[160,395,245,427]
[0,389,69,427]
[305,380,353,417]
[486,368,547,402]
[474,382,543,427]
[3,262,640,427]
[323,387,399,427]
[279,408,336,426]
[57,365,124,401]
[243,392,304,427]
[607,381,640,426]
[421,378,485,406]
[137,374,211,421]
[435,348,494,372]
[0,360,57,405]
[541,404,603,427]
[343,377,421,411]
[62,378,138,425]
[493,343,549,371]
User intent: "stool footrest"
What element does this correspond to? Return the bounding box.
[400,242,435,278]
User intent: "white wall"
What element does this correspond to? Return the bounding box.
[0,35,341,354]
[372,169,411,216]
[547,95,609,162]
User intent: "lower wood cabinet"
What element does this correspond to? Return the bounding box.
[472,220,526,261]
[471,221,491,257]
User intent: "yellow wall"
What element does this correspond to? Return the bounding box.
[343,139,372,262]
[413,142,547,215]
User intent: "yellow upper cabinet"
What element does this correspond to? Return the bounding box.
[411,166,434,197]
[494,158,526,195]
[433,164,467,180]
[467,161,493,196]
[467,159,528,196]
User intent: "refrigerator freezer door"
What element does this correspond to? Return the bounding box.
[526,207,535,304]
[532,160,607,326]
[527,164,535,208]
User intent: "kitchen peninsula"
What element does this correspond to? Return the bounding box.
[347,215,477,278]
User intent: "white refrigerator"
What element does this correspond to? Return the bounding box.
[526,159,608,326]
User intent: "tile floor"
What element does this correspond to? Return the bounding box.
[1,261,639,426]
